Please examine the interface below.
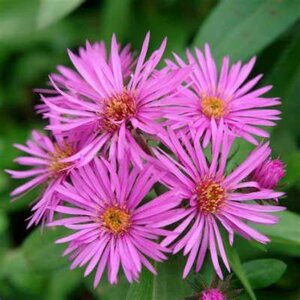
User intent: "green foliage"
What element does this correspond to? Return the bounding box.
[100,0,133,43]
[126,255,191,300]
[37,0,85,29]
[243,259,287,289]
[0,249,48,296]
[253,211,300,249]
[22,227,70,273]
[194,0,300,61]
[0,0,299,299]
[225,246,257,300]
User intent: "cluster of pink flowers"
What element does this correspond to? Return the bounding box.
[8,33,286,288]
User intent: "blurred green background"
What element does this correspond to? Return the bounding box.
[0,0,300,299]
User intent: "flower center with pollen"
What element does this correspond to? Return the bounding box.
[102,91,137,132]
[101,206,131,235]
[48,143,73,174]
[201,96,226,119]
[195,179,225,214]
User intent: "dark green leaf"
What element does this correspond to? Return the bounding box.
[126,255,192,300]
[194,0,300,61]
[242,259,287,289]
[226,246,256,300]
[100,0,133,42]
[126,268,155,300]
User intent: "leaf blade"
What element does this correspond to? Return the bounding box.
[243,259,287,289]
[37,0,85,29]
[194,0,300,61]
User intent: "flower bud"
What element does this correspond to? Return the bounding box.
[200,288,225,300]
[252,158,285,189]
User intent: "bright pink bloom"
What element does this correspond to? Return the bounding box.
[163,44,281,146]
[201,288,225,300]
[6,130,84,227]
[48,156,183,286]
[252,158,285,189]
[40,33,188,166]
[35,40,133,115]
[155,125,284,279]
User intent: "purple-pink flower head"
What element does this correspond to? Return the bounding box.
[48,156,183,287]
[155,124,285,279]
[6,130,82,227]
[164,44,281,146]
[41,33,189,167]
[252,157,285,189]
[200,288,225,300]
[35,40,133,115]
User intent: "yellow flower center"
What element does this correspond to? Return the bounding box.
[48,143,73,174]
[102,91,137,132]
[101,206,131,235]
[201,96,225,119]
[195,179,225,214]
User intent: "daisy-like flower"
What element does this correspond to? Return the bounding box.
[41,33,189,167]
[48,156,183,287]
[154,125,285,279]
[164,44,281,146]
[35,40,133,115]
[6,130,83,227]
[252,157,285,189]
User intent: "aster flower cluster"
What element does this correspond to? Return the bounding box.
[8,33,286,288]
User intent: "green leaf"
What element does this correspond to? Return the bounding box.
[266,239,300,257]
[100,0,133,42]
[37,0,85,29]
[194,0,300,61]
[126,268,155,300]
[0,249,47,295]
[22,227,70,273]
[243,259,287,289]
[126,255,191,300]
[226,246,257,300]
[253,211,300,246]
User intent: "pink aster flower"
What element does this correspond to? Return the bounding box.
[164,44,281,146]
[6,130,84,227]
[35,40,133,115]
[252,157,285,189]
[154,125,285,279]
[48,156,183,287]
[41,33,188,167]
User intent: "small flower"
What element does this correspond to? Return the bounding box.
[163,44,281,146]
[200,288,225,300]
[186,274,241,300]
[252,158,285,189]
[48,156,183,287]
[6,130,82,227]
[155,125,285,279]
[41,33,189,167]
